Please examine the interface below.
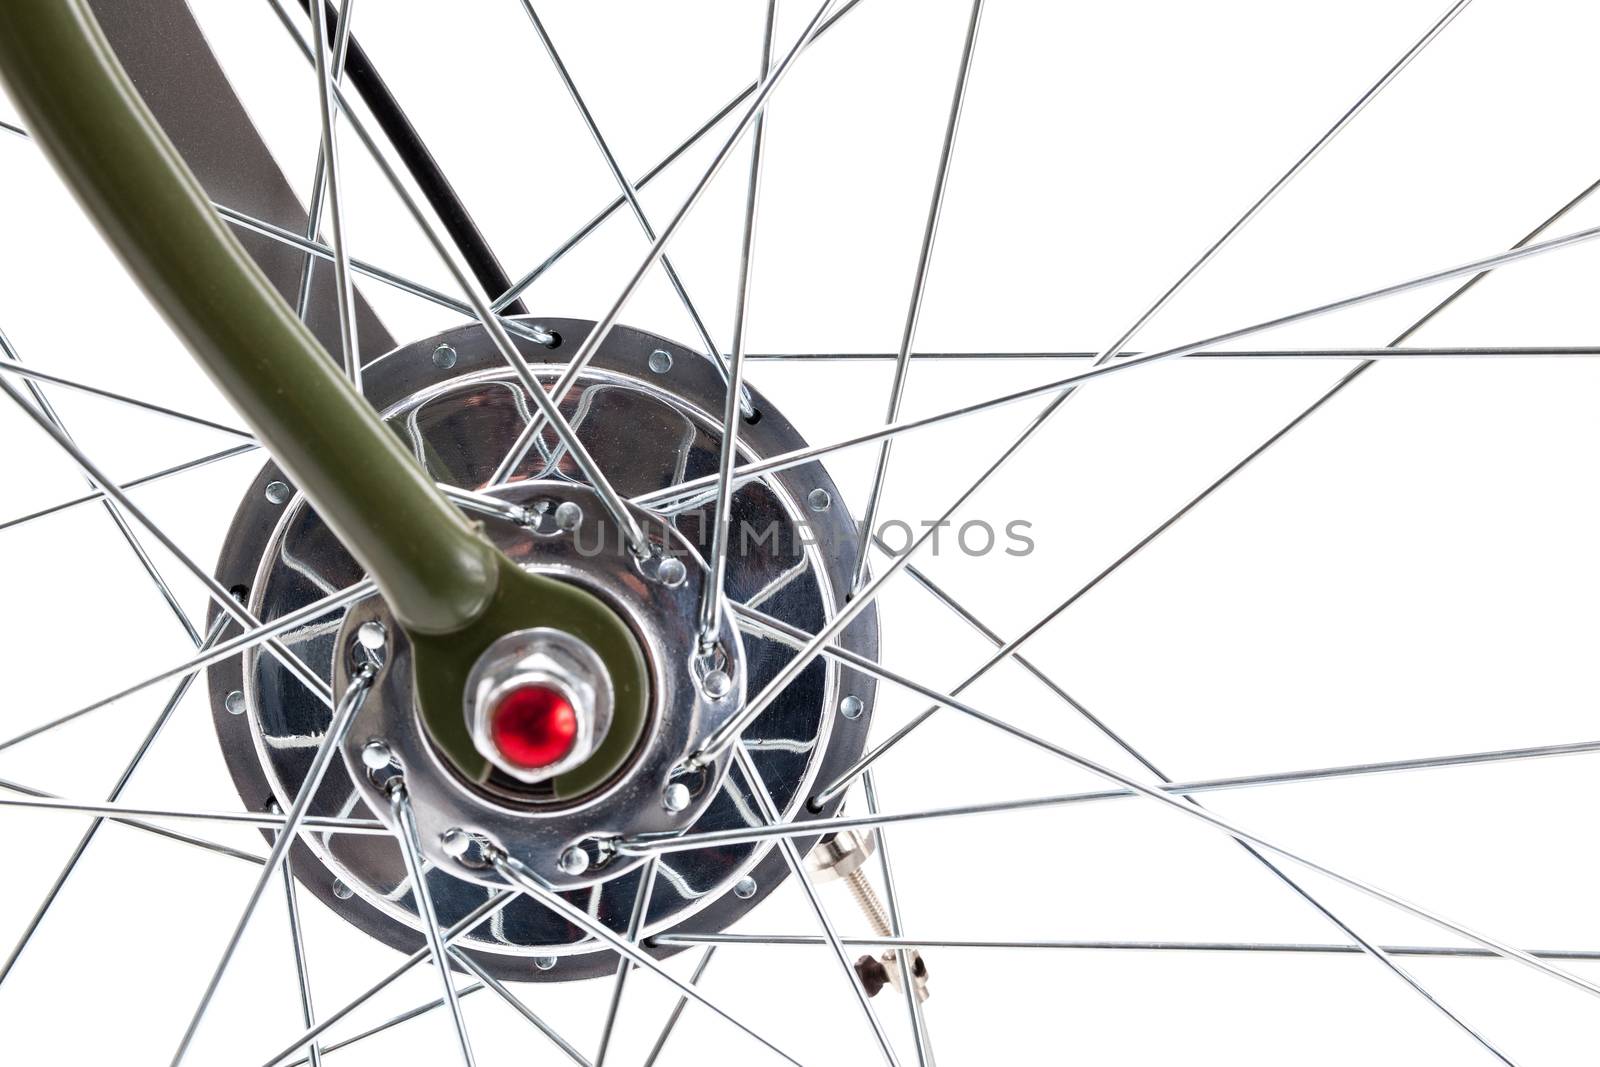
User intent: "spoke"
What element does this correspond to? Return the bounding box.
[491,0,870,311]
[513,1,754,420]
[448,950,592,1067]
[391,786,477,1067]
[734,747,902,1067]
[850,0,986,593]
[936,612,1511,1058]
[306,0,359,387]
[3,115,555,350]
[742,345,1600,361]
[0,441,259,535]
[273,807,324,1067]
[169,666,375,1067]
[696,0,779,650]
[653,934,1600,962]
[667,614,1600,1002]
[1,325,202,645]
[485,0,841,491]
[216,203,555,347]
[628,731,1600,854]
[1097,0,1473,365]
[0,776,268,864]
[262,0,646,557]
[810,170,1600,803]
[0,358,251,437]
[256,893,516,1067]
[0,614,229,990]
[595,856,659,1067]
[639,947,717,1067]
[0,372,334,712]
[490,849,803,1066]
[638,213,1600,517]
[294,0,356,322]
[277,983,488,1067]
[0,578,375,755]
[863,774,934,1067]
[0,794,385,833]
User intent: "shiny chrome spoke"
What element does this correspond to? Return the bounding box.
[0,578,375,755]
[0,357,251,438]
[0,777,268,864]
[169,667,375,1067]
[490,0,870,311]
[652,934,1600,962]
[263,0,645,554]
[273,808,325,1067]
[851,0,986,593]
[0,793,385,833]
[625,732,1600,855]
[0,614,229,990]
[0,372,332,712]
[276,984,489,1067]
[670,613,1600,1003]
[741,345,1600,362]
[863,773,935,1067]
[449,950,592,1067]
[294,0,356,322]
[697,0,778,652]
[487,0,841,489]
[306,0,359,387]
[639,947,718,1067]
[808,171,1600,803]
[734,746,903,1067]
[256,893,516,1067]
[391,786,477,1067]
[594,856,659,1067]
[513,0,755,422]
[491,849,804,1066]
[638,215,1600,517]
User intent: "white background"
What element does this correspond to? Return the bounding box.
[4,0,1600,1063]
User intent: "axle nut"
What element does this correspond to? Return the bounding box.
[465,628,614,785]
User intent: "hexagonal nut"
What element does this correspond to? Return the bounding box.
[804,829,877,883]
[465,627,614,785]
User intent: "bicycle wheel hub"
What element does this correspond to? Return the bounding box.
[207,317,877,980]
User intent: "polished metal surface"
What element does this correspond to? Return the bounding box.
[208,316,878,980]
[463,626,615,786]
[333,479,748,891]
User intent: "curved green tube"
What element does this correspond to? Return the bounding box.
[0,0,497,636]
[0,0,651,784]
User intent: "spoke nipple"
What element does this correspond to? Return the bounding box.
[807,488,831,512]
[331,878,354,900]
[662,781,692,813]
[838,694,864,720]
[557,844,590,876]
[648,349,672,373]
[225,689,246,716]
[534,956,557,972]
[265,480,293,505]
[734,876,757,900]
[431,343,458,369]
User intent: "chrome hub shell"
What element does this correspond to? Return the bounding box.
[207,317,879,980]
